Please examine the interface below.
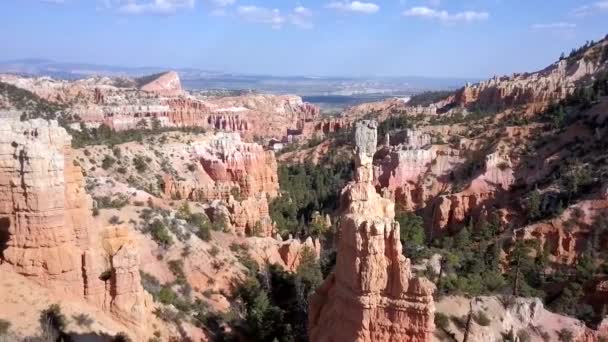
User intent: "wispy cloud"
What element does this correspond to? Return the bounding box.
[532,22,576,30]
[210,0,234,6]
[403,6,488,23]
[326,1,379,14]
[236,6,314,29]
[101,0,196,15]
[290,6,314,29]
[574,1,608,16]
[237,6,285,28]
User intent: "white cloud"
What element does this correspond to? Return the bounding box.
[532,22,576,30]
[574,1,608,16]
[237,6,285,28]
[101,0,195,15]
[403,6,488,23]
[326,1,379,14]
[290,6,313,29]
[210,0,234,6]
[235,5,313,29]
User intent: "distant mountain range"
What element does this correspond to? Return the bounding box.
[0,59,478,96]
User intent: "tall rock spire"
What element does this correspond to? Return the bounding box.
[308,120,435,342]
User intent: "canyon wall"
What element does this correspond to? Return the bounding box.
[163,133,279,237]
[1,72,325,141]
[308,120,435,342]
[454,39,608,112]
[0,119,151,336]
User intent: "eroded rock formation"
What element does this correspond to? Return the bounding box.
[1,72,324,141]
[453,39,608,113]
[0,119,151,335]
[308,120,435,342]
[163,133,279,236]
[138,71,184,97]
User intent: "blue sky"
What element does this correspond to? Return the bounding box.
[1,0,607,78]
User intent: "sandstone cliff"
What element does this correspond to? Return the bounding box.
[1,72,325,141]
[162,132,279,236]
[0,119,152,338]
[309,120,435,342]
[453,39,608,113]
[138,71,184,97]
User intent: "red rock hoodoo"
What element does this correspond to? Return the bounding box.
[308,120,435,342]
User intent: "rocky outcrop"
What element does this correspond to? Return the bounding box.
[0,119,90,293]
[278,236,321,272]
[436,296,608,342]
[138,71,183,97]
[0,119,150,335]
[453,39,608,113]
[515,199,608,265]
[1,72,326,141]
[163,133,279,237]
[309,120,435,342]
[244,236,321,273]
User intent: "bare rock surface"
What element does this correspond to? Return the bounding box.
[309,120,435,342]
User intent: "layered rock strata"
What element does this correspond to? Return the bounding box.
[163,133,279,236]
[0,119,150,334]
[453,39,608,112]
[308,120,435,342]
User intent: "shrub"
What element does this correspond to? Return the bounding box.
[209,245,220,257]
[473,311,491,326]
[113,332,132,342]
[434,313,449,331]
[230,187,245,201]
[168,260,187,285]
[0,319,10,336]
[133,156,148,173]
[112,147,122,158]
[95,195,129,209]
[40,304,67,341]
[140,271,161,295]
[557,328,573,342]
[497,161,510,171]
[72,313,94,328]
[92,207,100,216]
[157,286,178,305]
[99,269,112,281]
[450,315,467,330]
[109,215,121,225]
[101,155,116,170]
[517,329,532,342]
[149,219,173,247]
[187,213,212,241]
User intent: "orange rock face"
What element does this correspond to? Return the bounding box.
[139,71,184,97]
[309,120,435,342]
[453,39,607,112]
[0,119,92,293]
[278,236,321,272]
[0,119,150,334]
[162,133,279,236]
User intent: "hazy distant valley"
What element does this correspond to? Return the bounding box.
[0,58,473,110]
